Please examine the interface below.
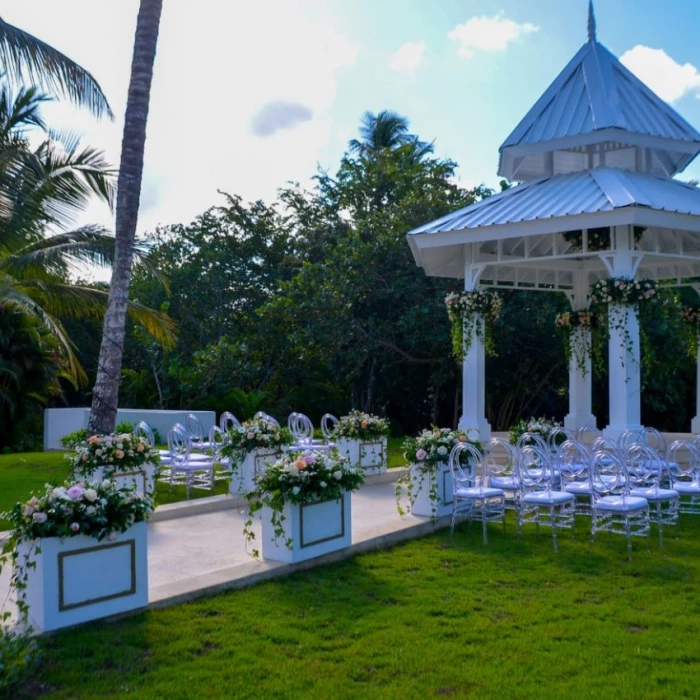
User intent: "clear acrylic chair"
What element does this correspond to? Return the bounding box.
[617,429,645,456]
[320,413,338,445]
[589,451,650,560]
[486,437,520,510]
[644,427,666,457]
[591,436,621,459]
[166,424,215,498]
[516,445,575,552]
[559,439,593,513]
[577,425,601,445]
[186,413,210,451]
[448,443,506,544]
[667,440,700,515]
[516,431,549,453]
[220,411,241,433]
[548,426,574,455]
[134,421,170,478]
[254,411,281,429]
[209,425,232,482]
[626,442,679,545]
[288,413,330,451]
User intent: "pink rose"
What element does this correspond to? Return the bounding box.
[32,512,48,524]
[136,443,144,452]
[115,449,125,459]
[416,448,428,461]
[70,522,80,533]
[67,485,84,500]
[23,505,35,517]
[247,432,255,439]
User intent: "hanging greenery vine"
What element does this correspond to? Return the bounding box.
[588,277,658,368]
[681,306,700,357]
[445,290,502,361]
[554,310,600,375]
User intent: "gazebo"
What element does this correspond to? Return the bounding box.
[407,2,700,440]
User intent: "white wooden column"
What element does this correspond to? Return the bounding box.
[601,226,644,439]
[564,271,597,432]
[458,249,491,440]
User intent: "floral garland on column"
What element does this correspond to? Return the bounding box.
[554,310,599,375]
[445,290,502,361]
[681,306,700,357]
[588,277,657,367]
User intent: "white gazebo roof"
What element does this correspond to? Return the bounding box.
[498,13,700,181]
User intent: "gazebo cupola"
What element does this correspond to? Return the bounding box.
[407,1,700,440]
[499,2,700,182]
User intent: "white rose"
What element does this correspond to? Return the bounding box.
[85,505,96,516]
[117,443,124,450]
[333,470,343,481]
[84,488,98,502]
[102,479,112,489]
[320,481,327,488]
[292,486,301,495]
[437,446,448,455]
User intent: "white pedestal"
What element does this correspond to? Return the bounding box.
[17,522,148,632]
[91,463,157,496]
[409,461,454,519]
[261,491,352,563]
[459,316,491,441]
[229,449,279,495]
[335,438,387,475]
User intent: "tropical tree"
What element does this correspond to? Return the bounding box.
[348,110,433,160]
[0,15,111,117]
[0,79,174,387]
[89,0,163,434]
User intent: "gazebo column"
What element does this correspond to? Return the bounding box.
[691,285,700,434]
[458,257,491,440]
[564,273,597,431]
[602,228,644,439]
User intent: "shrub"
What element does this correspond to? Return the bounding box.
[60,428,88,450]
[0,628,40,697]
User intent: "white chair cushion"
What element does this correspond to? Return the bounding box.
[522,490,575,505]
[455,486,504,499]
[594,495,648,512]
[490,476,519,489]
[629,487,679,501]
[670,482,700,495]
[563,481,592,495]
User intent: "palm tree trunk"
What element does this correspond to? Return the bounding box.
[88,0,162,434]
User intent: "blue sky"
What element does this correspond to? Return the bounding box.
[6,0,700,234]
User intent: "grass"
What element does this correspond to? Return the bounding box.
[0,443,408,529]
[18,513,700,698]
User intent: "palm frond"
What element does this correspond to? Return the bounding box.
[0,16,113,119]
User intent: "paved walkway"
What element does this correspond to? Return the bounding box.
[1,476,444,624]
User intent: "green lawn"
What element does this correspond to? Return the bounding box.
[19,513,700,698]
[0,444,408,529]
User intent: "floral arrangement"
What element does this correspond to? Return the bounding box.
[445,289,502,360]
[331,410,390,441]
[220,417,294,465]
[0,480,154,623]
[68,433,161,480]
[508,417,563,446]
[397,427,480,520]
[243,450,365,556]
[682,306,700,327]
[555,310,599,375]
[589,277,656,307]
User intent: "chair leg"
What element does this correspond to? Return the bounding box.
[482,504,488,545]
[450,506,456,537]
[550,505,558,553]
[625,516,633,562]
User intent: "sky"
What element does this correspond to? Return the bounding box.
[6,0,700,236]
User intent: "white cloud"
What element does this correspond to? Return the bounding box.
[1,0,359,236]
[448,12,538,59]
[620,45,700,103]
[389,41,426,73]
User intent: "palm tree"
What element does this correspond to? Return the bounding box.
[89,0,163,434]
[348,110,433,160]
[0,15,112,118]
[0,80,174,385]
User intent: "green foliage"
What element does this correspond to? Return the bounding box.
[0,628,40,697]
[332,410,390,440]
[114,421,134,434]
[59,428,88,449]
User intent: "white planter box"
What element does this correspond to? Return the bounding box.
[409,461,454,519]
[90,463,157,496]
[261,491,352,563]
[16,521,148,632]
[229,449,279,495]
[336,437,387,475]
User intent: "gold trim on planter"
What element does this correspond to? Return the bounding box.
[359,440,384,469]
[253,451,278,477]
[58,539,136,612]
[299,497,345,548]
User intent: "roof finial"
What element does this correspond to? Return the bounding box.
[588,0,597,42]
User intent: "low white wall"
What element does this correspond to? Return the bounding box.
[43,408,216,450]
